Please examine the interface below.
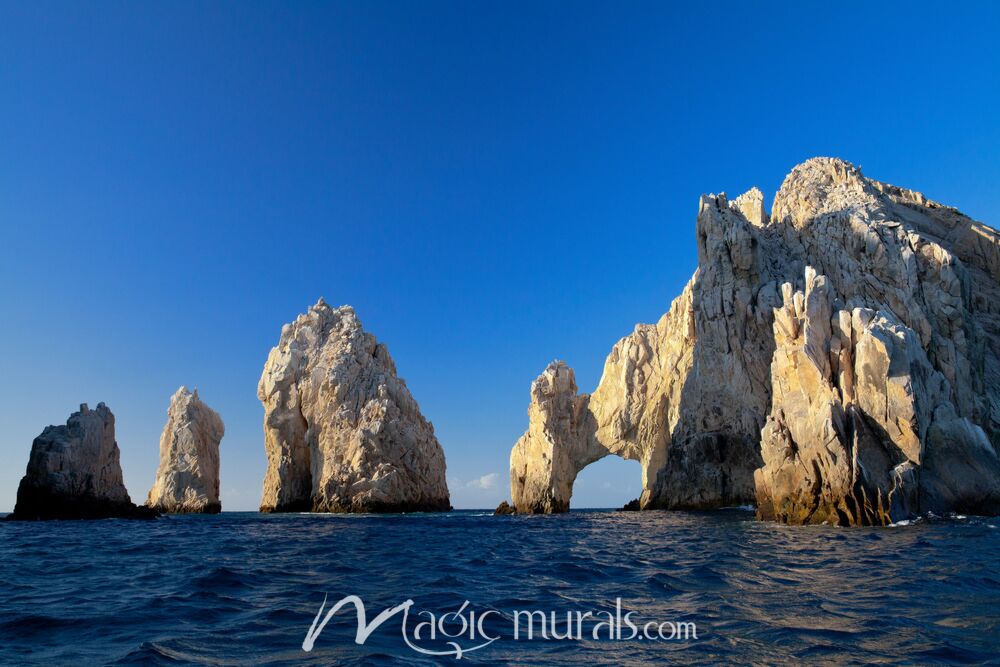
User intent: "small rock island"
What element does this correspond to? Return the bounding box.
[146,387,225,514]
[258,299,451,513]
[9,403,156,520]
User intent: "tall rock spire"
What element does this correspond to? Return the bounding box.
[147,387,225,514]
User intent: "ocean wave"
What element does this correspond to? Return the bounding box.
[0,510,998,664]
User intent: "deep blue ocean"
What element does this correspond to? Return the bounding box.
[1,509,999,666]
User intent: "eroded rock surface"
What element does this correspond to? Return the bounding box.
[258,299,450,513]
[493,500,516,515]
[509,158,1000,524]
[10,403,156,520]
[510,361,608,513]
[146,387,225,514]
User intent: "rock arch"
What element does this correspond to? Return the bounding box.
[509,362,648,513]
[507,158,1000,523]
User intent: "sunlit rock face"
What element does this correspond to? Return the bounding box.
[146,387,224,514]
[509,158,1000,525]
[510,361,608,513]
[258,299,451,513]
[10,403,156,520]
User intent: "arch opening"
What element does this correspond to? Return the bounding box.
[570,455,643,510]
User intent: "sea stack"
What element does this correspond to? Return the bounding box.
[508,158,1000,525]
[258,299,451,512]
[146,387,225,514]
[9,403,156,520]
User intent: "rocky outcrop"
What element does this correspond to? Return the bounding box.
[732,186,768,227]
[510,361,608,512]
[258,299,450,513]
[9,403,157,520]
[508,158,1000,525]
[493,500,516,515]
[146,387,225,514]
[617,499,641,512]
[753,270,927,525]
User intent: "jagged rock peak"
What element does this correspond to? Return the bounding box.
[259,300,450,513]
[771,157,881,228]
[509,360,613,514]
[508,157,1000,525]
[9,403,157,520]
[533,359,576,397]
[731,186,768,227]
[146,387,225,514]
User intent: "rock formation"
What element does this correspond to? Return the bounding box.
[509,158,1000,525]
[617,499,641,512]
[258,299,451,513]
[493,500,516,515]
[510,361,606,512]
[9,403,157,520]
[146,387,225,514]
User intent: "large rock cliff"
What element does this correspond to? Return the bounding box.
[258,299,451,513]
[10,403,156,520]
[509,158,1000,524]
[146,387,225,514]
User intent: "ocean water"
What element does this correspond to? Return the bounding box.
[1,509,999,666]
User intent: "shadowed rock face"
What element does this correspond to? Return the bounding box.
[9,403,157,520]
[146,387,225,514]
[493,500,515,515]
[258,299,451,513]
[509,158,1000,525]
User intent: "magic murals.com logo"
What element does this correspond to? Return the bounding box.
[303,594,697,659]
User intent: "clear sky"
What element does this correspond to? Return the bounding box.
[2,1,998,511]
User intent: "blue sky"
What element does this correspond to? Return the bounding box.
[1,1,998,510]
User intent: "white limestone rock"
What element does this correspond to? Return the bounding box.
[510,361,607,513]
[258,299,450,513]
[508,158,1000,524]
[731,186,768,227]
[146,387,225,514]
